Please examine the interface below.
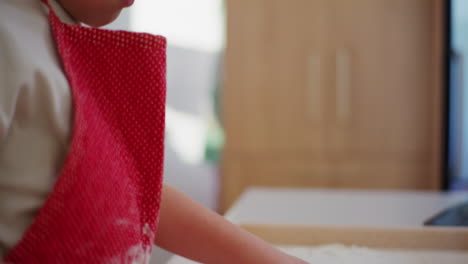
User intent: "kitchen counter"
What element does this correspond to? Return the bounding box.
[167,188,468,264]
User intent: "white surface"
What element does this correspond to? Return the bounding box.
[168,188,468,264]
[225,188,468,227]
[279,244,468,264]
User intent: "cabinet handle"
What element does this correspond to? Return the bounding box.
[308,55,322,119]
[336,50,351,122]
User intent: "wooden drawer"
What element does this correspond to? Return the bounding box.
[222,151,433,210]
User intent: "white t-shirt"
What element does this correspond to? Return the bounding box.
[0,0,75,256]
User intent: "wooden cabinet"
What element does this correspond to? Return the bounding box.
[222,0,445,210]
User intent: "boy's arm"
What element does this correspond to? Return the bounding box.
[154,184,307,264]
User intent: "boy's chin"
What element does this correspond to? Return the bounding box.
[79,11,122,27]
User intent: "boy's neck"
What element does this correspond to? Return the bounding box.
[48,0,78,25]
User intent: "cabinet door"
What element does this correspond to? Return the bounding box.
[329,0,441,189]
[222,0,443,209]
[224,0,335,152]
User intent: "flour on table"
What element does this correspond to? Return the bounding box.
[278,244,468,264]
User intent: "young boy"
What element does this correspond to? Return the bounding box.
[0,0,307,263]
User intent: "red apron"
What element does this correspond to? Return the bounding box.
[4,0,166,263]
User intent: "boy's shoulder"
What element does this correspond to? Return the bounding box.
[0,1,49,34]
[0,0,52,85]
[0,0,70,117]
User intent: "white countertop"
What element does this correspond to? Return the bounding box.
[225,188,468,227]
[167,188,468,264]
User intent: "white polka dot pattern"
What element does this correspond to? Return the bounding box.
[4,1,167,263]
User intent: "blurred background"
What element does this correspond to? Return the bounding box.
[105,0,467,262]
